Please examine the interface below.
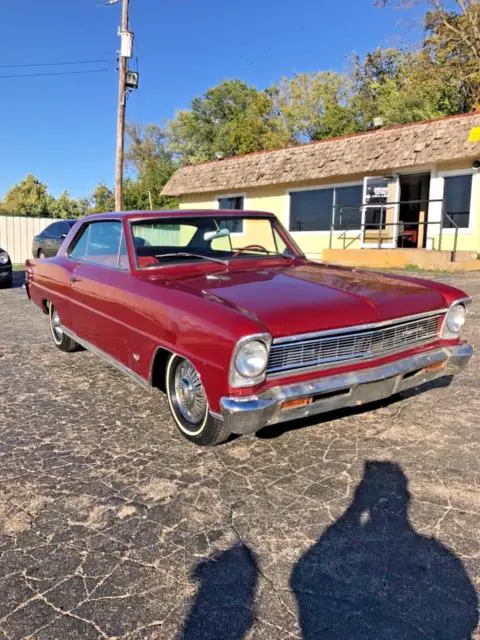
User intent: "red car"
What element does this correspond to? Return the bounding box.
[25,210,472,446]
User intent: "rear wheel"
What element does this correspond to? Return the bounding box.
[165,354,230,446]
[49,304,79,352]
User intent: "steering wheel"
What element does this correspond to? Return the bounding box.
[233,244,270,257]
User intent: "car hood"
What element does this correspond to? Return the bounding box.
[171,263,447,338]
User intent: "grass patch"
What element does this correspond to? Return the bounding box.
[404,264,451,275]
[366,264,452,276]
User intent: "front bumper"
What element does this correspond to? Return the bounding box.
[220,344,473,435]
[0,266,12,282]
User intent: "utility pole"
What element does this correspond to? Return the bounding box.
[115,0,129,211]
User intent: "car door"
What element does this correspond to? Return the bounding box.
[66,219,134,368]
[43,222,62,257]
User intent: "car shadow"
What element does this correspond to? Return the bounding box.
[256,375,453,440]
[179,541,258,640]
[290,460,479,639]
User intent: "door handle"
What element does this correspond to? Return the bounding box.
[70,276,82,283]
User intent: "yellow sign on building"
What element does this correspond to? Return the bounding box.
[468,127,480,142]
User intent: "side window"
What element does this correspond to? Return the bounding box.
[69,226,89,260]
[69,221,124,268]
[118,229,130,270]
[43,223,57,238]
[58,221,72,237]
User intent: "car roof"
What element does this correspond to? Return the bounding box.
[79,209,275,223]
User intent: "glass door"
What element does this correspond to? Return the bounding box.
[361,176,399,248]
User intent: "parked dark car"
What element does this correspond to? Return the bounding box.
[0,246,12,288]
[32,220,76,258]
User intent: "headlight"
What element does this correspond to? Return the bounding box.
[0,252,9,265]
[446,304,466,334]
[442,303,468,339]
[230,335,271,387]
[235,340,268,377]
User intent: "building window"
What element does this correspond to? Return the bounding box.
[289,189,334,231]
[334,185,363,229]
[443,174,472,229]
[218,196,244,233]
[290,185,364,232]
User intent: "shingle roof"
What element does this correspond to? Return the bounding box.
[162,112,480,196]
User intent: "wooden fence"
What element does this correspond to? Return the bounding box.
[0,216,54,265]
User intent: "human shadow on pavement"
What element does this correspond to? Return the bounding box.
[180,541,258,640]
[290,460,478,640]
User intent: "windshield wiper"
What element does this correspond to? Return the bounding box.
[151,252,229,266]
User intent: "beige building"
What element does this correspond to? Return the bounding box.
[162,112,480,268]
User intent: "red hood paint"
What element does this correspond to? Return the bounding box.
[170,263,448,338]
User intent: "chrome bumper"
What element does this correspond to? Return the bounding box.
[220,344,473,435]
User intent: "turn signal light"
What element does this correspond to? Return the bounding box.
[424,361,447,373]
[281,397,312,410]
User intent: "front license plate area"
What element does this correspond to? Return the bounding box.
[354,376,398,406]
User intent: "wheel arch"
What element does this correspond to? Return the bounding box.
[150,346,173,393]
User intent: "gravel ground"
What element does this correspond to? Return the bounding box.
[0,271,479,639]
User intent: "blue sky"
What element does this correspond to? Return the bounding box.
[1,0,422,199]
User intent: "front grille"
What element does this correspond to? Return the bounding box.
[267,314,442,376]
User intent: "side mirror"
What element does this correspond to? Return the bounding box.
[60,233,67,239]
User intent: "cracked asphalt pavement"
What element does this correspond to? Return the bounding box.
[0,271,479,639]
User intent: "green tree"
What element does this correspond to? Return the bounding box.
[376,0,480,110]
[167,80,292,164]
[273,71,359,142]
[126,123,178,209]
[1,174,53,217]
[89,183,115,213]
[50,191,87,219]
[350,45,466,127]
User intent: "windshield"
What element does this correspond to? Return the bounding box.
[130,216,296,268]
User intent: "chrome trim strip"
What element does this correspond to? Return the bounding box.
[272,308,447,345]
[220,343,473,435]
[62,327,151,390]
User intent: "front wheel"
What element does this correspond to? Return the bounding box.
[165,355,230,446]
[49,304,79,352]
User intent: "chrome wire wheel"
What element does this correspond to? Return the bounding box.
[50,307,64,344]
[173,360,207,426]
[165,354,231,446]
[167,356,208,436]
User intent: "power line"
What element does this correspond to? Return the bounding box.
[0,59,110,69]
[0,68,111,79]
